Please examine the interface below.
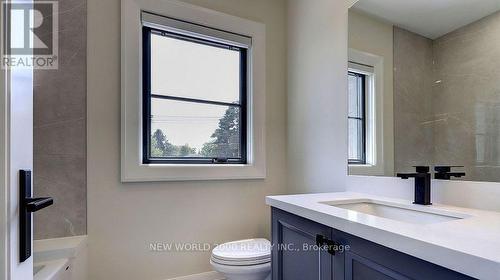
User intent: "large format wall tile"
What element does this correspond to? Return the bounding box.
[432,11,500,182]
[394,11,500,182]
[34,155,86,238]
[34,0,87,239]
[393,27,434,173]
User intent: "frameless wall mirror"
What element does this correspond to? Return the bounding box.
[347,0,500,182]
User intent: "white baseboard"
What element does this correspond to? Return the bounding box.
[168,271,225,280]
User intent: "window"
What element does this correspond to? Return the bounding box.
[121,3,266,181]
[142,15,250,164]
[348,49,392,176]
[348,71,366,164]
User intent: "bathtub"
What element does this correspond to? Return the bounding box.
[34,259,71,280]
[34,235,88,280]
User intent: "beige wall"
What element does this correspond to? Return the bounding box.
[87,0,287,279]
[287,0,349,194]
[348,10,394,176]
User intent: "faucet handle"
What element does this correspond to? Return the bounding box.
[413,166,430,173]
[434,166,464,173]
[434,166,465,180]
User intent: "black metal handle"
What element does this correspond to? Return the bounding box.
[413,166,430,173]
[434,166,464,173]
[19,170,54,262]
[316,234,340,255]
[434,166,466,180]
[316,234,327,246]
[26,197,53,212]
[398,166,431,179]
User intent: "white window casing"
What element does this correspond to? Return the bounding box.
[348,48,389,176]
[121,0,266,182]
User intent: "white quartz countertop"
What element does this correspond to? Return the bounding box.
[266,192,500,280]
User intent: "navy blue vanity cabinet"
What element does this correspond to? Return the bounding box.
[271,208,476,280]
[272,208,336,280]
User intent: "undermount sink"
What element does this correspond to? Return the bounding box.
[321,199,470,224]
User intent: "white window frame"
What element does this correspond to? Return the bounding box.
[121,0,266,182]
[348,63,373,165]
[348,48,386,176]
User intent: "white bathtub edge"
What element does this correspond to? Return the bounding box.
[34,235,87,262]
[34,235,88,280]
[34,259,70,280]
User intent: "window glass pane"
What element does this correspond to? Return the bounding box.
[151,33,241,104]
[348,118,364,162]
[150,98,241,158]
[348,72,363,118]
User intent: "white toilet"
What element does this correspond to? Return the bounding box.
[210,239,271,280]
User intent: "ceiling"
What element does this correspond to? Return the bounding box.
[352,0,500,39]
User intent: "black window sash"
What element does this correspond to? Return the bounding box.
[348,71,366,165]
[142,26,248,164]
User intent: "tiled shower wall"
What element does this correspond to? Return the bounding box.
[394,11,500,182]
[34,0,87,239]
[393,27,434,173]
[432,11,500,182]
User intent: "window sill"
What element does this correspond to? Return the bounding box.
[349,163,385,176]
[348,164,373,167]
[122,161,266,182]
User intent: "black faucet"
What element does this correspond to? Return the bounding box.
[434,166,466,180]
[397,166,432,205]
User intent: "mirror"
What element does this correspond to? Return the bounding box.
[347,0,500,182]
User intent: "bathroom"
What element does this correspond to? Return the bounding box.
[1,0,500,279]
